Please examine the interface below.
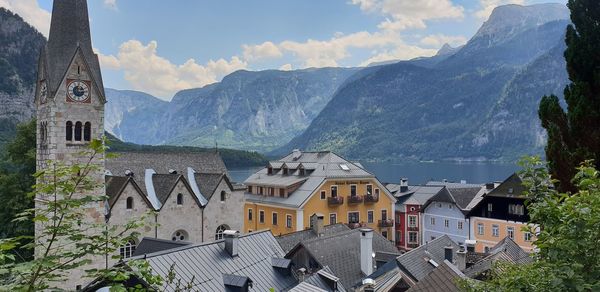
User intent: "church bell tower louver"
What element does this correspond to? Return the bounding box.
[35,0,106,289]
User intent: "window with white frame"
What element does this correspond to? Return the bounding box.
[330,213,337,225]
[320,190,326,200]
[367,210,374,223]
[478,223,484,235]
[492,225,499,237]
[444,219,450,228]
[524,231,532,242]
[408,232,418,243]
[488,203,493,212]
[248,209,253,221]
[259,210,265,223]
[119,239,137,259]
[507,226,514,239]
[215,224,230,240]
[286,215,293,228]
[430,217,436,225]
[508,204,525,216]
[408,215,417,227]
[272,212,278,225]
[457,221,463,230]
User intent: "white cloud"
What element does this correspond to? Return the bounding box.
[104,0,118,10]
[359,45,437,67]
[351,0,465,32]
[0,0,51,37]
[475,0,525,20]
[97,40,247,99]
[279,64,293,71]
[242,41,283,61]
[420,34,468,48]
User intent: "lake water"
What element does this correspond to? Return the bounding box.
[228,161,521,185]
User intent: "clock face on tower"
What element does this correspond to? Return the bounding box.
[66,79,91,103]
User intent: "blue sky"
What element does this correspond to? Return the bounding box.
[3,0,566,99]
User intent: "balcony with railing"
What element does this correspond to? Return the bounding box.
[348,195,364,205]
[378,219,395,228]
[407,226,418,231]
[364,194,379,203]
[328,196,344,206]
[347,222,367,229]
[407,243,419,249]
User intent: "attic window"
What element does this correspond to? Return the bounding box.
[340,164,350,171]
[126,197,133,210]
[299,168,306,176]
[177,193,184,205]
[283,167,289,175]
[508,188,514,194]
[267,167,273,175]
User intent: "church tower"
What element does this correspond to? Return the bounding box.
[35,0,106,288]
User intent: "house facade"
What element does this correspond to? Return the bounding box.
[469,174,536,252]
[244,151,396,241]
[421,185,486,246]
[387,181,443,251]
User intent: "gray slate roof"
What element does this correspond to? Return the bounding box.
[106,176,129,206]
[245,151,391,208]
[290,282,327,292]
[45,0,105,99]
[291,229,400,289]
[487,173,525,198]
[106,151,228,193]
[152,174,185,206]
[396,235,459,282]
[423,185,485,214]
[298,266,347,292]
[133,237,191,257]
[276,223,351,253]
[464,237,532,278]
[392,185,445,206]
[406,260,466,292]
[127,230,297,291]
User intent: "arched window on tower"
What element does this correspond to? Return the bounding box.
[126,197,133,210]
[66,121,73,141]
[74,122,82,141]
[84,122,91,141]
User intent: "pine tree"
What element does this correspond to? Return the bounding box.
[539,0,600,193]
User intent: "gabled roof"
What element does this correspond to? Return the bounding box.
[464,237,532,278]
[290,282,328,292]
[392,185,445,206]
[45,0,105,100]
[297,266,347,292]
[286,228,400,288]
[105,175,152,210]
[486,173,526,198]
[396,235,459,282]
[127,230,298,291]
[193,173,233,201]
[133,237,191,257]
[406,260,466,292]
[151,174,200,210]
[423,186,484,214]
[245,151,394,209]
[106,151,227,193]
[276,223,351,253]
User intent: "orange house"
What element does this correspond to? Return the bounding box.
[243,151,397,241]
[468,174,537,252]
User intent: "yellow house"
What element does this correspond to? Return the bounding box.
[243,151,397,241]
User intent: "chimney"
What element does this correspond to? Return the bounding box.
[443,179,448,183]
[486,183,495,190]
[292,149,302,160]
[460,180,467,184]
[297,268,307,282]
[362,278,375,292]
[444,245,453,263]
[466,239,476,252]
[311,213,324,236]
[456,245,467,271]
[400,178,409,192]
[224,230,239,257]
[360,228,374,276]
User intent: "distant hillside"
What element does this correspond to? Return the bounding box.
[278,4,570,162]
[106,133,268,168]
[0,8,46,148]
[106,67,359,151]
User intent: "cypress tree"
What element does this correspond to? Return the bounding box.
[539,0,600,193]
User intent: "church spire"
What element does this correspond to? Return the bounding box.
[45,0,105,99]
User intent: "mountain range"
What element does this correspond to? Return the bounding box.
[0,3,572,162]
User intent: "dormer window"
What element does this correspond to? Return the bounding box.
[282,167,288,175]
[299,168,305,176]
[267,167,273,175]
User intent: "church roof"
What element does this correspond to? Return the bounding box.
[45,0,105,99]
[106,151,228,192]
